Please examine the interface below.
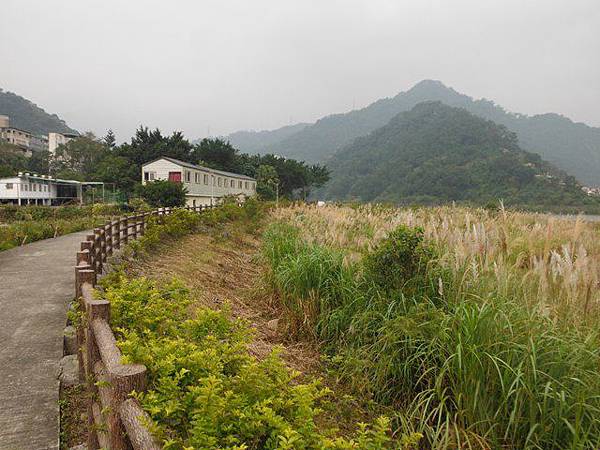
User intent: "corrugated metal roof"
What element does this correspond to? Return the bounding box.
[143,156,256,181]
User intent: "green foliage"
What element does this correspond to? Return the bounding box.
[321,102,600,213]
[256,164,279,200]
[363,225,435,295]
[0,204,122,251]
[99,273,408,449]
[51,133,107,180]
[261,221,600,449]
[138,180,187,208]
[190,138,330,200]
[130,208,202,254]
[0,141,28,176]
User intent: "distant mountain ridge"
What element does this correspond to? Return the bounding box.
[0,88,77,136]
[320,101,600,213]
[227,80,600,185]
[227,123,310,154]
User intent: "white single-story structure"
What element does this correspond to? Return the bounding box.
[141,156,257,207]
[0,172,93,205]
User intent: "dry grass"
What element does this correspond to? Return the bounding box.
[273,203,600,327]
[129,225,322,375]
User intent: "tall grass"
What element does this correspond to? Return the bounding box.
[262,204,600,449]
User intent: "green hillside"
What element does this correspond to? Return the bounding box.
[321,102,600,213]
[0,88,77,136]
[238,80,600,186]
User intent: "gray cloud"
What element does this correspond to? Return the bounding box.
[1,0,598,142]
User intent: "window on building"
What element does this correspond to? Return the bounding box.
[6,183,13,190]
[245,181,249,189]
[204,174,208,184]
[218,177,222,187]
[238,180,242,189]
[252,182,256,190]
[144,171,155,181]
[33,184,37,191]
[185,171,191,183]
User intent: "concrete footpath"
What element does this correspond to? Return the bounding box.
[0,231,89,450]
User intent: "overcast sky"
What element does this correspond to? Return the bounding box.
[1,0,599,142]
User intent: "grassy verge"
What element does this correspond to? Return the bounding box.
[0,204,124,251]
[96,201,420,449]
[262,203,600,449]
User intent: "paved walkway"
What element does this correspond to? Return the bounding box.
[0,231,89,450]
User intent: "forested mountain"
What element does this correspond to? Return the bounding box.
[0,88,77,135]
[320,102,600,213]
[226,122,309,154]
[233,80,600,185]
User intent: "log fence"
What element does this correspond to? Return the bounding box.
[74,205,213,449]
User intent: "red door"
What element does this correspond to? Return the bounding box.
[168,171,182,183]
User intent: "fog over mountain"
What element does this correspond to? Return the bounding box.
[1,1,598,142]
[228,80,600,185]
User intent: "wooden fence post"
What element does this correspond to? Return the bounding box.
[100,229,107,263]
[75,267,95,383]
[131,215,138,240]
[85,291,109,450]
[113,219,121,250]
[123,217,129,245]
[94,230,103,273]
[106,222,113,257]
[139,213,146,236]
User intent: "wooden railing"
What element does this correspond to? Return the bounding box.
[74,205,213,449]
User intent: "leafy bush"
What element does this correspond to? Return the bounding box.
[363,225,437,296]
[99,273,409,449]
[138,180,187,207]
[130,209,202,254]
[127,197,152,212]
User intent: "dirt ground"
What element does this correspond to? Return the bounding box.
[130,226,323,375]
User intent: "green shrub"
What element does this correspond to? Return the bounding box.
[130,209,203,253]
[138,180,187,208]
[99,273,409,449]
[363,225,435,295]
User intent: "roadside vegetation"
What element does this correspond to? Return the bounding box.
[97,202,421,449]
[77,200,600,449]
[263,203,600,449]
[0,204,123,251]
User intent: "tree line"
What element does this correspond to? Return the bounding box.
[1,127,330,201]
